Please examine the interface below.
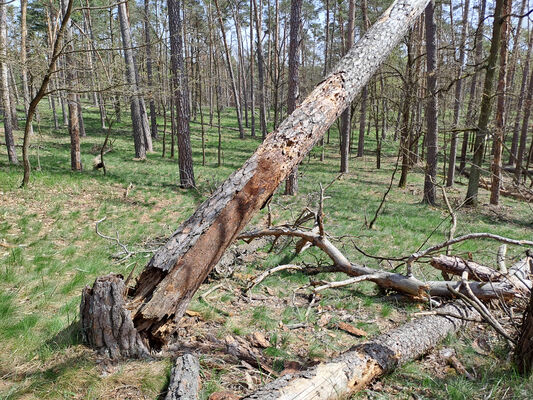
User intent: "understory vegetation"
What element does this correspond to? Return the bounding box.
[1,105,532,399]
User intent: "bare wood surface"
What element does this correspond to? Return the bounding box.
[243,302,476,399]
[81,0,433,355]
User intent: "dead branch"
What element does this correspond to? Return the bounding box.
[246,264,304,292]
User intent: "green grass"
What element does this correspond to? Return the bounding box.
[0,101,532,398]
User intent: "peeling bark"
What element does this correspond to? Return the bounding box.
[81,0,432,357]
[243,302,477,399]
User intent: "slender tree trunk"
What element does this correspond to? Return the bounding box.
[460,0,486,172]
[339,0,355,173]
[20,0,33,140]
[446,0,469,186]
[62,0,81,171]
[249,0,256,137]
[515,64,533,184]
[117,2,146,159]
[80,0,433,356]
[0,2,17,164]
[357,0,370,158]
[423,1,438,205]
[252,0,268,140]
[490,0,511,205]
[284,0,303,195]
[509,33,532,166]
[169,0,195,188]
[214,0,245,139]
[466,0,504,206]
[399,34,414,188]
[145,0,158,139]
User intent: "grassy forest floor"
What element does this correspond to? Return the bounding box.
[1,104,532,399]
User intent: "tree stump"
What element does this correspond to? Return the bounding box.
[514,257,533,375]
[80,274,149,359]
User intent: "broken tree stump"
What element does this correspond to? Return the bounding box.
[81,0,432,357]
[80,274,149,359]
[165,354,201,400]
[243,302,477,399]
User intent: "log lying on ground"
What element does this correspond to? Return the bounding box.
[243,302,477,399]
[165,354,200,400]
[81,0,432,357]
[430,255,532,292]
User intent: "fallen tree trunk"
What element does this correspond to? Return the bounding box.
[165,354,200,400]
[430,255,532,292]
[243,302,477,399]
[81,0,432,356]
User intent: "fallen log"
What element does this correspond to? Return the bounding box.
[243,302,477,399]
[81,0,432,357]
[165,354,200,400]
[430,255,504,282]
[430,255,532,292]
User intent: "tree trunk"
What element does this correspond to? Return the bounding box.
[465,0,504,206]
[62,0,81,171]
[509,33,532,166]
[169,0,195,188]
[249,0,256,137]
[515,256,533,376]
[1,2,17,164]
[214,0,245,139]
[490,0,511,205]
[398,33,414,188]
[117,2,146,159]
[357,0,371,158]
[460,0,486,172]
[339,0,355,173]
[446,0,469,186]
[252,0,268,140]
[81,0,433,357]
[244,302,476,399]
[515,61,533,184]
[145,0,158,139]
[284,0,303,196]
[165,354,200,400]
[423,1,438,205]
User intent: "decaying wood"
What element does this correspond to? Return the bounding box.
[430,255,532,292]
[165,354,200,400]
[515,282,533,375]
[80,274,149,359]
[81,0,433,356]
[239,227,520,301]
[243,302,477,399]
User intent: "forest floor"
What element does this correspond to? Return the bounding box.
[0,105,532,399]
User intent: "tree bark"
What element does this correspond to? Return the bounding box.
[357,0,371,158]
[460,0,486,172]
[0,2,17,164]
[466,0,504,206]
[165,354,200,400]
[144,0,158,139]
[515,58,533,184]
[423,1,438,205]
[81,0,433,357]
[490,0,511,205]
[446,0,469,186]
[515,257,533,376]
[169,0,195,188]
[244,302,477,399]
[214,0,245,139]
[284,0,303,195]
[339,0,355,173]
[117,1,146,159]
[20,0,33,140]
[252,0,268,140]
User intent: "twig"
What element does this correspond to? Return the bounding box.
[95,217,133,258]
[246,264,304,292]
[313,273,382,292]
